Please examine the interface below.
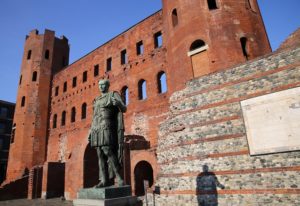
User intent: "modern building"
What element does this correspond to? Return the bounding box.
[0,100,15,184]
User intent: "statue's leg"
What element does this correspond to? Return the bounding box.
[102,146,124,186]
[96,147,108,187]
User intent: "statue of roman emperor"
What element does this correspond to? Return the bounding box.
[88,79,126,187]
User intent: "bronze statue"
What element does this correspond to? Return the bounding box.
[88,79,126,187]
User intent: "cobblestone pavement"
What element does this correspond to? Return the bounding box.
[0,198,73,206]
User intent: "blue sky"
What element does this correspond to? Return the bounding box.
[0,0,299,103]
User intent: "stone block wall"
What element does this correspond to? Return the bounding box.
[155,47,300,205]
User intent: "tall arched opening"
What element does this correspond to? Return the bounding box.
[134,161,153,196]
[83,144,99,188]
[188,39,209,78]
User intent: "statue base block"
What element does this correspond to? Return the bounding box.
[73,185,137,206]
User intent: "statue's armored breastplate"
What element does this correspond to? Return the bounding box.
[92,95,117,130]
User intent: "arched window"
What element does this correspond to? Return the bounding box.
[53,114,57,128]
[81,103,87,119]
[157,71,168,94]
[121,86,129,105]
[240,37,249,60]
[19,75,22,85]
[27,50,32,60]
[189,39,209,78]
[207,0,218,10]
[21,96,25,107]
[45,50,50,59]
[138,79,147,100]
[61,111,66,126]
[32,71,37,82]
[190,40,206,51]
[71,107,76,123]
[172,9,178,27]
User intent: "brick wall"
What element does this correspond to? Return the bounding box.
[155,47,300,205]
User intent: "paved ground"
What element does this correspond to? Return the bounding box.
[0,198,73,206]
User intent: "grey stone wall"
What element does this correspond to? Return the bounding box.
[155,47,300,205]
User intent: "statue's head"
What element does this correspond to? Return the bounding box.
[99,79,110,93]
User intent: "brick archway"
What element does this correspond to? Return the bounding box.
[130,150,158,195]
[134,160,153,196]
[83,144,98,188]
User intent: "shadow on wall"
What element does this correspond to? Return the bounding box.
[196,165,225,206]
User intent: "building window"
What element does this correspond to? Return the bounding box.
[121,49,128,65]
[32,71,37,82]
[61,111,66,126]
[136,41,144,55]
[63,82,67,92]
[83,71,88,82]
[121,86,129,105]
[27,50,32,60]
[190,40,206,51]
[11,123,16,143]
[94,65,99,77]
[53,114,57,129]
[0,107,8,118]
[45,50,50,59]
[0,123,5,134]
[172,9,178,27]
[0,139,3,150]
[157,71,168,94]
[81,103,87,119]
[106,58,112,71]
[154,31,163,48]
[19,75,22,85]
[207,0,218,10]
[21,96,26,107]
[73,77,77,88]
[55,86,59,96]
[240,37,249,60]
[138,79,147,100]
[71,107,76,123]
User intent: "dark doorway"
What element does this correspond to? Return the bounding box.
[83,144,99,188]
[46,163,65,198]
[134,161,153,196]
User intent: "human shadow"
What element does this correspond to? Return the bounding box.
[196,165,225,206]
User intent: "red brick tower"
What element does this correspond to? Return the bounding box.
[162,0,271,92]
[6,29,69,181]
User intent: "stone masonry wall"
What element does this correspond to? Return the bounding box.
[156,47,300,206]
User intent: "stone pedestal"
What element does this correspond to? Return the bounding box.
[73,185,137,206]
